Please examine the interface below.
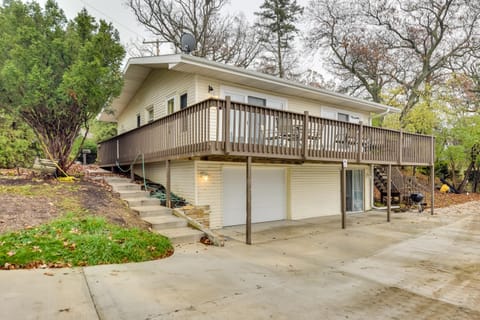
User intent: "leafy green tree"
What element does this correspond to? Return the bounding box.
[254,0,303,78]
[0,111,39,169]
[0,1,124,172]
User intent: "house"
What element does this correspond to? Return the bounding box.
[98,54,434,232]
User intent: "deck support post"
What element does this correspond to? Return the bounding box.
[302,111,309,159]
[430,165,435,215]
[387,164,392,222]
[166,159,171,208]
[224,96,231,155]
[357,122,363,163]
[246,156,252,245]
[341,161,347,229]
[430,136,435,215]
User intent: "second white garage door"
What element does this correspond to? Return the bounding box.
[223,167,286,227]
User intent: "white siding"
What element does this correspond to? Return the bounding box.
[134,160,196,204]
[290,163,371,219]
[135,160,371,228]
[117,69,196,133]
[290,164,341,219]
[196,161,223,229]
[195,75,370,123]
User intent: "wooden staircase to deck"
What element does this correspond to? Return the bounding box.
[373,166,401,204]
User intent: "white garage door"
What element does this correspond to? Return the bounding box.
[223,167,286,227]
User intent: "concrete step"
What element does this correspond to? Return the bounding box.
[157,227,204,244]
[123,197,160,207]
[143,215,187,230]
[130,205,172,217]
[104,177,132,184]
[111,182,142,192]
[117,190,150,199]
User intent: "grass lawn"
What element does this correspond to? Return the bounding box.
[0,177,173,269]
[0,213,173,269]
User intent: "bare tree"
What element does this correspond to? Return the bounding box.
[127,0,262,67]
[305,0,480,123]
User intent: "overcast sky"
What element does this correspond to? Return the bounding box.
[30,0,309,44]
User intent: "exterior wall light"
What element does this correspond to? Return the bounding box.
[200,171,209,182]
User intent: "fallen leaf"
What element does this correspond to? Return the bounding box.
[7,251,15,257]
[44,272,54,276]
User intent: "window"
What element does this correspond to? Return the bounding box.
[146,106,154,123]
[167,97,175,114]
[136,113,141,128]
[338,113,349,122]
[180,93,188,110]
[180,93,188,131]
[247,96,266,107]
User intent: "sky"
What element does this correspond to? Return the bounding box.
[26,0,317,71]
[30,0,309,46]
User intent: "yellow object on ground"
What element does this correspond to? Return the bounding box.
[440,184,450,193]
[57,176,77,183]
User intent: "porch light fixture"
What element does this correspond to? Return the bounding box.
[208,85,214,93]
[200,171,209,182]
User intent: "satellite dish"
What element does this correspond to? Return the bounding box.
[180,33,196,54]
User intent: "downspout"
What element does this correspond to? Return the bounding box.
[368,107,392,125]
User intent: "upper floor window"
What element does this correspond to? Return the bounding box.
[337,113,349,122]
[146,105,154,123]
[180,93,188,110]
[247,96,266,107]
[167,97,175,114]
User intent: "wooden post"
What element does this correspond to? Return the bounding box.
[130,165,135,182]
[246,156,252,245]
[302,111,309,159]
[341,161,347,229]
[224,96,231,155]
[430,165,435,215]
[430,135,435,215]
[387,164,392,222]
[166,159,171,208]
[357,122,363,163]
[399,130,403,165]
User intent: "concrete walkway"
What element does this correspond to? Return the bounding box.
[1,204,480,319]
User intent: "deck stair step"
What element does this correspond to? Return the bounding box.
[143,215,187,230]
[110,182,142,192]
[156,227,204,245]
[130,205,172,217]
[104,177,132,184]
[123,197,160,207]
[116,190,150,198]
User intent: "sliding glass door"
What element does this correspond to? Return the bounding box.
[346,169,364,212]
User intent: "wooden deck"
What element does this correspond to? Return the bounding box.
[98,98,434,167]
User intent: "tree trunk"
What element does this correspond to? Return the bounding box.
[457,161,474,193]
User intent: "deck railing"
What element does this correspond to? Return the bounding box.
[98,98,434,166]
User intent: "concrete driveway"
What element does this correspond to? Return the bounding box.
[1,203,480,319]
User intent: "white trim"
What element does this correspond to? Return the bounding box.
[166,94,176,114]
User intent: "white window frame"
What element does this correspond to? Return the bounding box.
[146,105,154,123]
[322,106,363,124]
[220,85,287,110]
[166,95,176,115]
